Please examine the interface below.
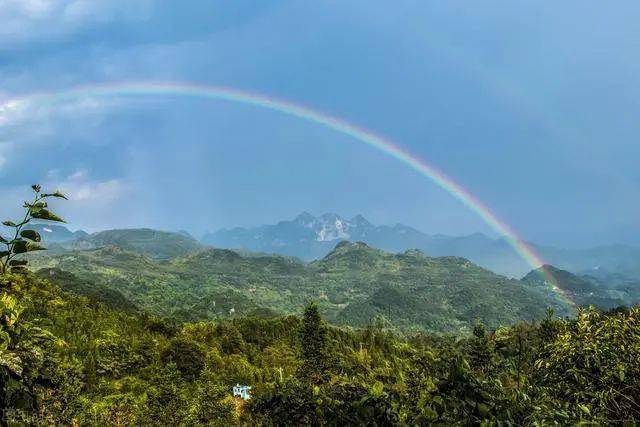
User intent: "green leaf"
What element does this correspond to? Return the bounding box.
[0,235,7,244]
[478,403,491,417]
[20,230,41,242]
[2,221,16,227]
[370,381,384,398]
[28,242,45,252]
[0,331,10,350]
[432,396,444,407]
[23,201,47,209]
[43,191,68,200]
[30,209,66,223]
[8,260,28,266]
[0,351,24,376]
[11,241,27,254]
[12,240,44,254]
[0,251,9,258]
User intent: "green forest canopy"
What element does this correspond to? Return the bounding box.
[1,272,639,425]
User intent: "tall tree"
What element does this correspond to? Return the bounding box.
[298,302,330,383]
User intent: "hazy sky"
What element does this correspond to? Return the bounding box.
[1,1,639,248]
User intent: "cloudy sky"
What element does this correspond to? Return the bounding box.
[1,1,639,248]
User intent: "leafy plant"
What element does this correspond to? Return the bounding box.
[0,185,67,274]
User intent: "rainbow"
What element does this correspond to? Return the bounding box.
[0,81,568,302]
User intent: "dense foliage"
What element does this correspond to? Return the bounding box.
[0,272,638,425]
[30,241,570,334]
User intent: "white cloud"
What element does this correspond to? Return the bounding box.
[59,178,131,231]
[64,178,125,202]
[0,95,126,130]
[66,169,88,181]
[46,168,126,202]
[0,99,26,128]
[0,95,126,169]
[0,0,155,45]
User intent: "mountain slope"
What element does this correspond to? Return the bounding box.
[26,223,88,243]
[56,228,203,260]
[537,244,640,280]
[203,213,640,279]
[29,241,572,334]
[522,265,640,310]
[202,213,526,274]
[313,243,571,331]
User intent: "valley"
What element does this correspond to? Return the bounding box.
[29,219,639,333]
[30,226,631,334]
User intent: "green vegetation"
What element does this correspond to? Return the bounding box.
[2,185,638,424]
[524,265,640,310]
[298,302,332,384]
[0,185,67,274]
[0,272,638,424]
[30,241,571,334]
[203,212,640,280]
[53,228,203,260]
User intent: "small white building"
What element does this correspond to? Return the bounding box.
[232,384,252,400]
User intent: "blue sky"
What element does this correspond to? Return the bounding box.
[0,1,639,248]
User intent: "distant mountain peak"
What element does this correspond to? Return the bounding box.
[294,211,316,225]
[202,215,640,281]
[316,213,349,242]
[319,212,342,220]
[467,232,492,240]
[177,229,195,239]
[26,223,88,243]
[56,228,202,260]
[351,214,372,227]
[320,240,381,265]
[334,240,352,249]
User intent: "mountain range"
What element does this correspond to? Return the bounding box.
[37,212,640,282]
[522,265,640,310]
[203,212,640,279]
[26,226,640,333]
[30,238,569,334]
[28,223,89,243]
[50,228,203,259]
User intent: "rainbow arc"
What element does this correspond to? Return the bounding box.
[0,81,569,303]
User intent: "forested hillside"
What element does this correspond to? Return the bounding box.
[523,265,640,310]
[203,212,640,279]
[0,186,638,424]
[51,228,204,260]
[1,272,639,425]
[30,241,570,334]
